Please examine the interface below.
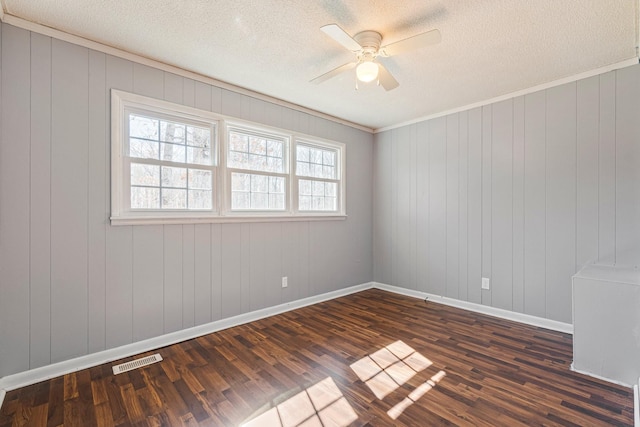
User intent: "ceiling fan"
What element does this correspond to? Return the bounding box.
[311,24,441,91]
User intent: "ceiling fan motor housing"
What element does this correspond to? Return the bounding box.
[354,30,382,60]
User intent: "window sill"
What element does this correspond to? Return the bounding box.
[110,214,347,226]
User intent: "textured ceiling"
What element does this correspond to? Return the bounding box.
[2,0,637,130]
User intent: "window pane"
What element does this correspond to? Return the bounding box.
[297,145,309,162]
[229,132,248,152]
[228,130,285,173]
[296,144,338,179]
[251,193,268,209]
[129,115,159,140]
[232,173,250,192]
[160,121,186,144]
[187,126,210,148]
[232,192,250,209]
[298,179,338,212]
[188,190,212,209]
[161,166,187,188]
[131,186,160,209]
[188,169,212,190]
[131,163,159,186]
[130,138,159,159]
[250,174,267,193]
[187,146,212,165]
[249,137,266,155]
[160,142,186,163]
[162,189,187,209]
[269,194,285,210]
[231,172,285,211]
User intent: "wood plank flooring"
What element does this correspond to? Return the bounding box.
[0,289,634,426]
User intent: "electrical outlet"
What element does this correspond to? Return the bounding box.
[482,277,490,290]
[282,277,288,288]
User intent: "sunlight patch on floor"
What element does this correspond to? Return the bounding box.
[241,377,358,427]
[350,340,445,421]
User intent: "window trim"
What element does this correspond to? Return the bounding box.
[111,90,347,225]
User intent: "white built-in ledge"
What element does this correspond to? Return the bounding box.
[572,263,640,387]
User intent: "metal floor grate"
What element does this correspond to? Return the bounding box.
[112,353,163,375]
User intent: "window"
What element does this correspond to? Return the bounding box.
[296,142,341,212]
[111,90,346,225]
[226,127,289,212]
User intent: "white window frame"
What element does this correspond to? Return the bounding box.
[111,90,347,225]
[111,90,221,224]
[293,138,346,216]
[223,121,292,216]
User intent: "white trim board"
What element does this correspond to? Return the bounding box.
[0,282,373,400]
[374,57,640,133]
[0,281,573,409]
[0,13,373,134]
[373,282,573,334]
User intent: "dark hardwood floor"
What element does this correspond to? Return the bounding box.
[0,289,634,426]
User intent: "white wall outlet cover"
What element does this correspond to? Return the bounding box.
[482,277,490,290]
[282,277,288,288]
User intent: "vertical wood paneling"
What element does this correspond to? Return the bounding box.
[193,224,212,325]
[163,225,183,333]
[163,72,183,104]
[132,226,164,341]
[415,122,430,292]
[0,22,374,378]
[298,222,310,299]
[576,76,599,269]
[545,83,577,323]
[512,96,525,313]
[240,223,251,312]
[30,32,52,368]
[389,129,398,288]
[221,224,242,318]
[249,223,266,310]
[281,223,300,303]
[428,117,446,295]
[481,105,492,306]
[491,100,513,311]
[210,224,222,321]
[446,114,459,299]
[182,225,195,328]
[105,54,134,349]
[394,126,416,289]
[133,63,163,97]
[50,39,89,363]
[181,74,196,329]
[87,49,107,354]
[373,131,392,285]
[0,24,31,376]
[523,91,546,318]
[467,108,483,304]
[598,72,616,265]
[221,89,242,118]
[458,112,469,301]
[263,224,282,308]
[614,65,640,266]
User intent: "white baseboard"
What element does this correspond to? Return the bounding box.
[0,280,576,410]
[372,282,573,334]
[569,363,632,388]
[0,282,374,400]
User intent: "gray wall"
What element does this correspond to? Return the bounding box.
[0,23,373,378]
[374,64,640,324]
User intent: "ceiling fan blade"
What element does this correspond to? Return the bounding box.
[310,62,356,84]
[380,29,441,57]
[321,24,362,51]
[378,63,399,91]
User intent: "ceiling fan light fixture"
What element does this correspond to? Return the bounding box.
[356,61,379,83]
